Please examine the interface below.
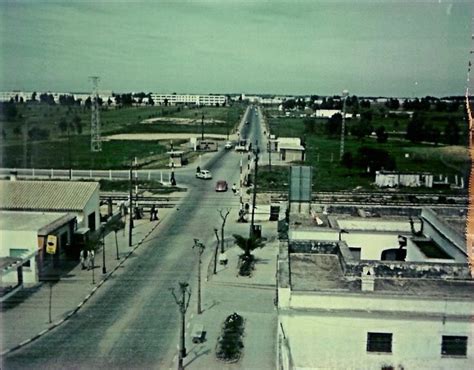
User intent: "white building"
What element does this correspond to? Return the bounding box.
[0,211,76,291]
[375,171,434,188]
[314,109,353,119]
[277,208,473,370]
[149,93,227,106]
[0,180,100,232]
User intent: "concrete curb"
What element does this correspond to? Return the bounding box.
[0,220,162,357]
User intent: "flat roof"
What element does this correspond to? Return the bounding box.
[0,211,71,232]
[290,254,474,298]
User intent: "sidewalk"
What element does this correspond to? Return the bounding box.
[0,207,174,355]
[171,221,279,370]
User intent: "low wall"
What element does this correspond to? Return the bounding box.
[289,240,471,279]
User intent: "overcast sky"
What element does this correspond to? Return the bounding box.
[0,0,472,97]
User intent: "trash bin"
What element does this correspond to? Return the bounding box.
[269,205,280,221]
[252,224,262,239]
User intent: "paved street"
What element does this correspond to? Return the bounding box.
[2,106,278,370]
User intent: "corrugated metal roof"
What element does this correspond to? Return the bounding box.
[0,180,99,212]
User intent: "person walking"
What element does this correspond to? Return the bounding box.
[80,249,88,270]
[87,250,95,271]
[150,205,156,221]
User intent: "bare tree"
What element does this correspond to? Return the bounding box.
[213,228,220,274]
[218,208,231,253]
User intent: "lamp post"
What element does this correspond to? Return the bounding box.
[339,89,349,160]
[338,229,349,241]
[171,282,191,370]
[193,239,205,314]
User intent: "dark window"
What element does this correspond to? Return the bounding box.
[88,212,96,231]
[442,336,467,356]
[367,332,392,353]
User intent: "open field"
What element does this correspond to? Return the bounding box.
[0,136,167,170]
[0,103,245,169]
[263,108,470,193]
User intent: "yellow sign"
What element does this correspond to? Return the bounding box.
[46,235,57,254]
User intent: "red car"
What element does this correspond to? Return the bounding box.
[215,180,228,192]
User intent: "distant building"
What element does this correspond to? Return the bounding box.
[149,93,227,106]
[314,109,353,119]
[375,171,434,188]
[277,208,473,370]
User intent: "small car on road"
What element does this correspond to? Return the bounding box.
[224,141,233,149]
[196,170,212,179]
[215,180,228,192]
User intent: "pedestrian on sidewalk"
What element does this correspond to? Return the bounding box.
[150,205,156,221]
[87,250,95,271]
[80,249,88,270]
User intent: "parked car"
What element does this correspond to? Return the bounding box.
[196,170,212,179]
[224,141,233,149]
[215,180,228,192]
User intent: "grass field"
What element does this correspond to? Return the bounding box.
[263,110,470,192]
[0,103,245,169]
[1,136,167,169]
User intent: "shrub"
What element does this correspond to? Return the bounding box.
[216,313,245,362]
[238,254,255,276]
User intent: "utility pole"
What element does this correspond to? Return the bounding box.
[268,132,272,172]
[129,160,134,247]
[193,239,205,314]
[67,121,72,180]
[171,282,191,370]
[339,89,349,160]
[250,145,259,237]
[201,114,204,141]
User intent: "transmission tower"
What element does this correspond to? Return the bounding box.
[90,76,102,152]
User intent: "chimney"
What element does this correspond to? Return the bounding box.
[10,171,18,181]
[361,266,375,292]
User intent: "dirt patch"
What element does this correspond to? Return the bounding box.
[141,117,225,125]
[106,133,235,141]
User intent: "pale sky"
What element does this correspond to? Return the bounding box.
[0,0,472,97]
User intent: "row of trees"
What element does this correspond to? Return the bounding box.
[282,95,462,114]
[303,111,462,145]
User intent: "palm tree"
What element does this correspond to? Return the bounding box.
[232,234,264,258]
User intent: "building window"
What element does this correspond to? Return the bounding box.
[441,336,468,357]
[367,332,392,353]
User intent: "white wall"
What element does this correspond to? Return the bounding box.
[1,230,38,284]
[82,186,100,231]
[282,311,472,370]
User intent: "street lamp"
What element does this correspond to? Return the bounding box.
[339,89,349,160]
[338,229,349,241]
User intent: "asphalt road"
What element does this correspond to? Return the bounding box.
[3,105,265,370]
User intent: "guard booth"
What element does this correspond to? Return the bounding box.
[167,150,185,167]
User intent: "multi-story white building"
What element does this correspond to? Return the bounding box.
[149,93,227,106]
[277,207,473,370]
